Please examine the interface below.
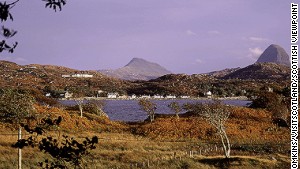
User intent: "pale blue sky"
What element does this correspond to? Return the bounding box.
[1,0,295,74]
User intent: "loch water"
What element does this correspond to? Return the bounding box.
[59,99,251,122]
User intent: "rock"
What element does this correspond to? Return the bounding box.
[256,44,290,66]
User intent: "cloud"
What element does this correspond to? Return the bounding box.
[248,36,269,42]
[195,58,203,64]
[247,47,263,60]
[186,30,197,36]
[207,30,221,35]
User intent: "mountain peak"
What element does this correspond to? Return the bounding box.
[125,58,150,67]
[99,58,172,81]
[256,44,290,66]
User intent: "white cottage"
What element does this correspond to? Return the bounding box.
[107,92,118,99]
[206,91,212,98]
[153,95,164,99]
[129,94,137,99]
[166,95,176,99]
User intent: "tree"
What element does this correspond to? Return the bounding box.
[0,0,66,53]
[198,101,231,158]
[0,88,36,123]
[71,88,86,118]
[74,98,85,118]
[13,116,99,168]
[250,91,289,127]
[138,98,156,122]
[202,101,231,158]
[88,99,108,117]
[0,88,36,169]
[168,101,181,119]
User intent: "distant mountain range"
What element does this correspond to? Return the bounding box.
[98,58,172,81]
[0,44,291,98]
[97,44,290,81]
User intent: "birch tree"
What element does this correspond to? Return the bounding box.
[200,101,231,158]
[168,101,181,119]
[138,98,156,122]
[89,99,108,118]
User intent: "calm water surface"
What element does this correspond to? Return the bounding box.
[60,99,251,122]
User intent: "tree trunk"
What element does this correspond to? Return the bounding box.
[18,127,22,169]
[219,129,230,158]
[224,131,231,158]
[150,113,155,122]
[79,105,83,118]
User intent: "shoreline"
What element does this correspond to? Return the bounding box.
[59,96,249,101]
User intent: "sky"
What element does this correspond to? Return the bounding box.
[0,0,296,74]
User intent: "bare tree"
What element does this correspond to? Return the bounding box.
[138,98,156,122]
[168,101,181,119]
[74,98,85,118]
[200,100,231,158]
[72,89,86,118]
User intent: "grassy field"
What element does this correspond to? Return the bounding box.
[0,105,291,168]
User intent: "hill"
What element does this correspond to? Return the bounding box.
[222,62,290,80]
[256,44,290,66]
[99,58,172,81]
[206,67,241,78]
[0,60,129,96]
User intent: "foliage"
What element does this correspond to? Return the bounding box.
[138,99,156,122]
[66,100,108,117]
[88,99,108,117]
[0,88,36,125]
[43,0,67,12]
[168,101,181,119]
[198,100,231,158]
[13,116,99,168]
[0,0,66,53]
[183,100,231,158]
[250,90,289,125]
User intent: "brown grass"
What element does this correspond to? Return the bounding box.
[0,105,291,168]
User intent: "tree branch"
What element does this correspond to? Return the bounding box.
[8,0,20,8]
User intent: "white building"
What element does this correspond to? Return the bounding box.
[62,75,71,78]
[107,92,118,99]
[153,95,164,99]
[129,94,137,99]
[140,95,151,99]
[60,91,73,99]
[71,74,93,78]
[206,91,212,98]
[62,74,93,78]
[166,95,176,99]
[180,96,190,99]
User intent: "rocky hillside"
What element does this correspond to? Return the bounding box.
[256,44,290,66]
[206,67,241,78]
[222,62,290,80]
[0,60,129,96]
[99,58,172,81]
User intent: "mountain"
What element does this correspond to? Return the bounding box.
[99,58,172,81]
[256,44,290,66]
[222,62,290,80]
